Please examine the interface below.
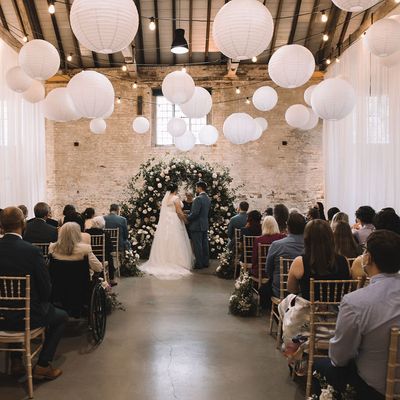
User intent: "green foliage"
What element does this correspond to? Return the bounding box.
[229,269,257,316]
[216,245,234,279]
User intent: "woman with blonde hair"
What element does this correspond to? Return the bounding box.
[48,222,102,273]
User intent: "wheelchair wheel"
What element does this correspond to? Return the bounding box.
[89,281,107,344]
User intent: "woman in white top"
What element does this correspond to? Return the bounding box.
[49,222,102,273]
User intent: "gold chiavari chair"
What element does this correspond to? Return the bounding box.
[32,243,50,261]
[242,235,259,272]
[233,228,242,278]
[251,243,270,290]
[386,327,400,400]
[305,278,362,399]
[90,234,109,282]
[104,228,120,277]
[0,275,46,399]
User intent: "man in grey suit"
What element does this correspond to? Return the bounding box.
[104,204,130,251]
[187,181,211,269]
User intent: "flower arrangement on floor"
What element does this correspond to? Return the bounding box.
[229,269,257,316]
[119,248,143,277]
[101,281,125,314]
[309,373,356,400]
[121,157,237,262]
[215,245,234,279]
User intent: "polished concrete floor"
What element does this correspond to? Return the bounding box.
[1,268,303,400]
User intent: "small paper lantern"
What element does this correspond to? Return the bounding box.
[212,0,274,60]
[6,66,34,93]
[300,108,319,131]
[254,117,268,132]
[304,85,317,106]
[311,78,356,121]
[364,18,400,57]
[18,39,60,80]
[285,104,310,128]
[43,88,81,122]
[268,44,315,89]
[223,113,256,144]
[332,0,379,12]
[252,86,278,111]
[70,0,139,54]
[199,125,219,145]
[22,80,45,103]
[250,121,263,141]
[175,130,196,151]
[67,71,115,119]
[161,71,195,105]
[90,118,107,134]
[379,51,400,68]
[180,87,212,118]
[132,116,150,134]
[167,118,187,137]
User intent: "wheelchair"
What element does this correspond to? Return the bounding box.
[48,256,107,344]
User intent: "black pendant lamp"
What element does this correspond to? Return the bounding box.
[171,28,189,54]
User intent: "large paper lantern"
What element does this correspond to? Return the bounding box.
[167,118,187,137]
[19,40,60,80]
[285,104,310,128]
[6,66,34,93]
[132,116,150,134]
[364,18,400,57]
[254,117,268,132]
[223,113,256,144]
[212,0,274,60]
[311,78,356,121]
[162,71,195,105]
[67,71,114,119]
[175,130,196,151]
[199,125,219,145]
[300,108,319,131]
[102,103,114,119]
[43,88,81,122]
[180,87,212,118]
[250,121,263,141]
[70,0,139,54]
[252,86,278,111]
[332,0,379,12]
[268,45,315,89]
[22,80,45,103]
[90,118,107,134]
[304,85,317,106]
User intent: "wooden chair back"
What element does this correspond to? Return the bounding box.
[257,243,270,277]
[104,228,119,253]
[243,235,258,265]
[386,327,400,400]
[346,257,357,267]
[278,257,293,300]
[32,242,50,259]
[90,234,106,262]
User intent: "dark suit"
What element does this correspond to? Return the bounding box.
[188,192,211,269]
[23,218,58,243]
[104,213,129,250]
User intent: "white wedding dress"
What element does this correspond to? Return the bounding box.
[139,192,194,279]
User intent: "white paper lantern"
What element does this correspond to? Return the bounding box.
[161,71,195,105]
[285,104,310,129]
[332,0,379,12]
[102,103,114,119]
[90,118,107,134]
[19,40,60,80]
[311,78,356,121]
[252,86,278,111]
[43,88,81,122]
[70,0,139,54]
[67,71,115,119]
[199,125,219,145]
[6,66,34,93]
[364,18,400,57]
[268,44,315,89]
[379,51,400,68]
[22,80,45,103]
[180,87,212,118]
[250,121,263,141]
[304,85,317,106]
[223,113,256,144]
[175,130,196,151]
[167,118,187,137]
[254,117,268,132]
[132,116,150,134]
[212,0,274,60]
[300,108,319,131]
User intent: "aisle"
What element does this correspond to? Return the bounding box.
[1,272,302,400]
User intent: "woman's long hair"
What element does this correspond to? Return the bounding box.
[333,221,360,259]
[53,222,82,256]
[274,204,289,233]
[262,216,280,236]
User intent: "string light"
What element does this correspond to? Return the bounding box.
[22,35,28,43]
[321,11,328,23]
[245,97,250,104]
[326,58,331,65]
[132,81,138,89]
[121,65,127,72]
[67,53,72,62]
[149,17,156,31]
[323,34,329,42]
[235,87,241,94]
[181,66,187,73]
[396,0,400,4]
[116,97,121,104]
[48,1,55,14]
[252,56,257,63]
[335,57,340,63]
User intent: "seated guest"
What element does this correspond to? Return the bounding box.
[0,207,67,379]
[289,208,300,214]
[264,207,273,217]
[266,213,306,298]
[312,230,400,400]
[333,221,362,259]
[182,192,194,213]
[239,210,262,264]
[287,220,350,300]
[306,206,320,222]
[63,210,85,233]
[59,204,76,226]
[23,202,58,244]
[316,201,326,220]
[331,211,349,230]
[251,216,286,273]
[48,222,102,273]
[352,205,375,245]
[46,206,59,228]
[327,207,340,223]
[274,203,289,234]
[82,207,95,230]
[18,204,28,220]
[227,201,249,251]
[104,203,130,251]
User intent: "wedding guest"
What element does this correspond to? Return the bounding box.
[265,207,273,216]
[48,222,102,273]
[352,206,376,245]
[289,208,300,214]
[316,201,326,220]
[287,220,350,300]
[18,204,28,220]
[306,206,320,222]
[333,221,361,259]
[59,204,76,226]
[274,204,289,233]
[104,204,130,251]
[82,207,96,230]
[312,230,400,400]
[240,210,262,238]
[23,202,58,244]
[331,211,349,231]
[227,201,249,251]
[182,193,194,213]
[63,212,91,244]
[327,207,340,223]
[46,206,59,228]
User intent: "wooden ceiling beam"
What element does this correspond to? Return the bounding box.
[154,0,161,64]
[92,51,100,68]
[172,0,176,65]
[64,0,83,68]
[0,19,21,51]
[288,0,302,44]
[13,0,30,39]
[22,0,43,39]
[318,5,341,64]
[205,0,212,62]
[134,0,145,65]
[0,4,9,31]
[337,11,352,49]
[304,0,320,49]
[47,0,65,70]
[267,0,284,61]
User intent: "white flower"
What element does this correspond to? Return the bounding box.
[160,172,165,178]
[220,238,224,244]
[138,207,142,211]
[138,246,143,250]
[148,186,154,191]
[157,183,162,188]
[319,386,335,400]
[190,164,194,169]
[143,210,147,214]
[171,164,176,169]
[156,178,160,182]
[149,197,154,202]
[150,172,154,176]
[198,173,202,177]
[227,213,231,217]
[146,234,151,239]
[148,207,152,212]
[135,254,140,259]
[212,173,217,178]
[166,176,170,181]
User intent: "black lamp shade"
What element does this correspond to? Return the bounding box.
[171,29,189,54]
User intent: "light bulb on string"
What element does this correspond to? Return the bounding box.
[245,97,250,105]
[132,82,138,89]
[117,97,121,104]
[325,58,331,65]
[235,87,241,94]
[396,0,400,4]
[252,56,257,63]
[22,35,28,43]
[67,53,72,62]
[323,34,329,42]
[335,57,340,63]
[48,2,55,14]
[321,11,328,23]
[121,65,127,72]
[181,66,187,73]
[149,17,156,31]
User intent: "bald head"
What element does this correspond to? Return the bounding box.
[0,207,25,234]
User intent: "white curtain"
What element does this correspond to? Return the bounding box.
[0,39,46,216]
[324,38,400,221]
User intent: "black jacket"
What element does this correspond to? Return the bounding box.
[23,218,58,243]
[0,234,52,330]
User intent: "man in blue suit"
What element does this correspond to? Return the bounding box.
[104,204,130,251]
[187,181,211,269]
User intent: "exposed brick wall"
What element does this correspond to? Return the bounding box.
[45,65,323,218]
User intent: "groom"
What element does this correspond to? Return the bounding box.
[187,181,211,269]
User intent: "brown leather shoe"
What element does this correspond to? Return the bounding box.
[33,364,62,380]
[11,358,26,376]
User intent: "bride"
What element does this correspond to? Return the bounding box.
[139,183,194,279]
